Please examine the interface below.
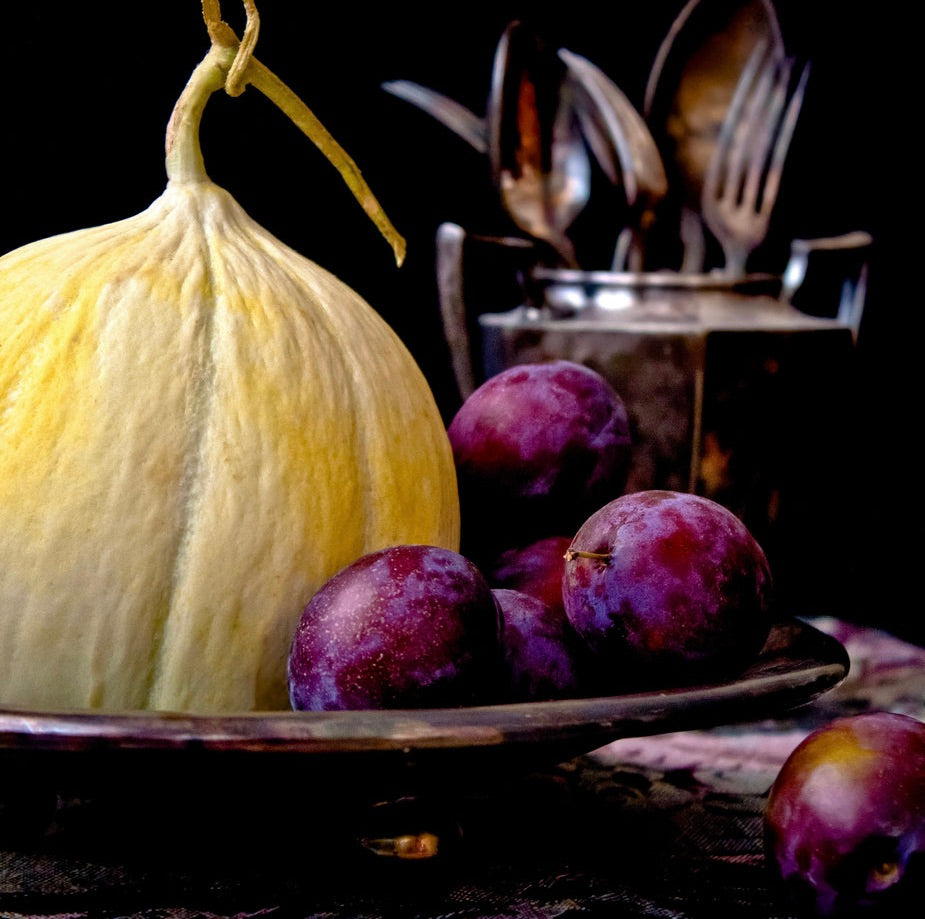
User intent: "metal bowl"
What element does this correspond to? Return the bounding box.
[0,618,847,814]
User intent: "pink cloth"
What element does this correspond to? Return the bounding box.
[592,617,925,791]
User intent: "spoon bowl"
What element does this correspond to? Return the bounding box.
[486,21,591,268]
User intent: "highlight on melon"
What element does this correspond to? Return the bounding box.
[0,0,460,713]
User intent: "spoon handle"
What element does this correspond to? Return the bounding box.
[381,80,487,154]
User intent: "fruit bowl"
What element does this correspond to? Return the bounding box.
[0,617,847,818]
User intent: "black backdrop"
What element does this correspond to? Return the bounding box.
[1,2,919,642]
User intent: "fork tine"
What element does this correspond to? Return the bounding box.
[703,38,775,202]
[727,51,784,205]
[701,38,808,276]
[757,58,810,219]
[741,54,794,213]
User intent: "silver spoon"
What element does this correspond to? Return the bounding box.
[485,21,590,268]
[643,0,784,272]
[559,48,669,272]
[380,79,488,154]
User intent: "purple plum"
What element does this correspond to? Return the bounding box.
[764,711,925,917]
[562,489,773,689]
[492,588,592,702]
[287,545,504,710]
[485,535,572,618]
[447,360,631,562]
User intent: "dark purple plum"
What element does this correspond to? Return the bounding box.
[485,535,572,618]
[492,588,592,702]
[562,489,772,689]
[447,360,631,562]
[287,545,503,711]
[764,712,925,917]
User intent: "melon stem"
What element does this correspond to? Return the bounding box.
[164,3,406,264]
[165,46,232,186]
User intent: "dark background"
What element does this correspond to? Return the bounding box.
[1,2,918,643]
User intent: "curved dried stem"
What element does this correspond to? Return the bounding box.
[201,0,223,43]
[225,0,259,96]
[202,0,259,96]
[186,0,405,264]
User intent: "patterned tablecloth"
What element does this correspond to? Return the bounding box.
[1,616,923,919]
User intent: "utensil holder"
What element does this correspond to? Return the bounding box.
[436,221,872,612]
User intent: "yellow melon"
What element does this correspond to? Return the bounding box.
[0,10,459,713]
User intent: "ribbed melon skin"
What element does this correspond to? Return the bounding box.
[0,180,460,713]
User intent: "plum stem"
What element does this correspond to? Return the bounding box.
[564,548,613,565]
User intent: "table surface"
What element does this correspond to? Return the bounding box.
[1,615,923,919]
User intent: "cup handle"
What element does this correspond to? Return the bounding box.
[435,222,538,402]
[780,231,873,341]
[435,222,475,401]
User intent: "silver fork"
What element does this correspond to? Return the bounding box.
[701,40,810,277]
